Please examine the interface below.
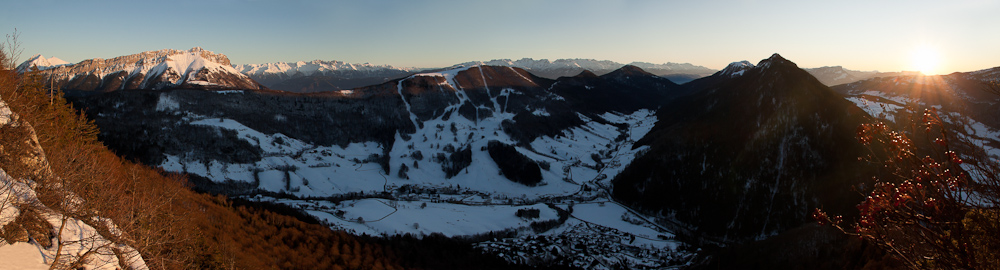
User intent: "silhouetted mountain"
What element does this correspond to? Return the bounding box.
[572,70,599,78]
[550,65,684,115]
[613,54,874,242]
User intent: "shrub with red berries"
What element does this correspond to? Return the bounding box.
[815,108,1000,269]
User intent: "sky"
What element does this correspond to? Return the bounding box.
[1,0,998,74]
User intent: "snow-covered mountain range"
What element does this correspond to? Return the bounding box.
[20,47,264,92]
[234,60,417,79]
[20,47,928,95]
[233,60,417,92]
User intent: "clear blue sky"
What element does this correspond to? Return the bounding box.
[2,0,998,74]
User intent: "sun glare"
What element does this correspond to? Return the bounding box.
[911,46,941,75]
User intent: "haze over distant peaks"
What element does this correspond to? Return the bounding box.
[454,58,716,81]
[803,65,923,86]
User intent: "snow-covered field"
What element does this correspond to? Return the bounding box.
[846,96,904,122]
[179,100,689,268]
[250,193,693,269]
[276,198,561,237]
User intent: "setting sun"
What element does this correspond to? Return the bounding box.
[911,46,941,75]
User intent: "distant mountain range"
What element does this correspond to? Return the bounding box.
[19,50,717,93]
[19,47,264,93]
[20,48,935,94]
[233,60,418,93]
[453,58,716,84]
[231,58,716,92]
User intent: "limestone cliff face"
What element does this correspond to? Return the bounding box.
[0,96,54,185]
[24,47,265,92]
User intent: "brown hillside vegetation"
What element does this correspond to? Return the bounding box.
[1,41,405,269]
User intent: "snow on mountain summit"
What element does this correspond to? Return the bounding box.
[719,60,755,77]
[16,54,70,72]
[234,60,417,77]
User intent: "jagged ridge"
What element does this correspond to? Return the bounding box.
[21,47,265,92]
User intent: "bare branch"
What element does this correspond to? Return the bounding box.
[982,80,1000,97]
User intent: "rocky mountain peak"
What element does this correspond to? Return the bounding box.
[16,54,70,72]
[181,47,231,66]
[756,53,796,69]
